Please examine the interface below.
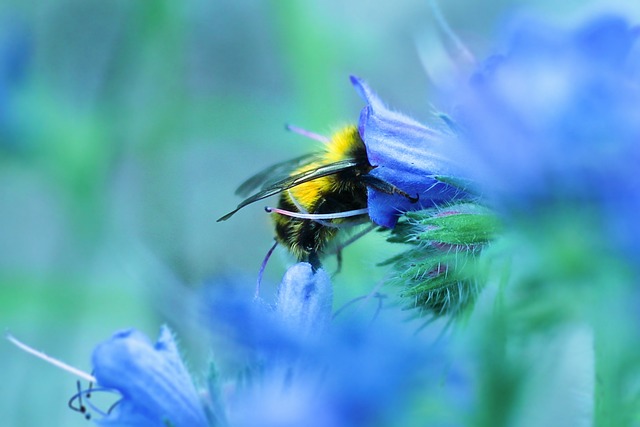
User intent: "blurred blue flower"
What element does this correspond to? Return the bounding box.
[202,263,333,365]
[225,319,458,427]
[351,75,468,228]
[448,14,640,262]
[452,15,640,208]
[91,326,208,427]
[202,271,319,364]
[274,262,333,337]
[203,262,471,427]
[73,257,469,427]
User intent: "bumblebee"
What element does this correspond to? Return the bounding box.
[218,125,415,268]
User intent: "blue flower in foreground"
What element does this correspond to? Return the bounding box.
[226,319,456,427]
[91,326,208,427]
[203,262,471,427]
[451,15,640,212]
[202,264,332,363]
[274,262,333,337]
[351,75,468,228]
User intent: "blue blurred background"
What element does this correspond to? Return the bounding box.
[2,1,639,425]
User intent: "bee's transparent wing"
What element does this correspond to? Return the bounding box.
[234,153,316,197]
[217,159,360,222]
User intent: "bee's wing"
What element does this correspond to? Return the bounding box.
[217,159,360,222]
[235,153,317,197]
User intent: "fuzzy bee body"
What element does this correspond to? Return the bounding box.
[219,125,377,266]
[274,127,371,261]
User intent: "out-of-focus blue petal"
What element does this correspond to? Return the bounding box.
[198,259,474,427]
[224,313,470,427]
[201,264,471,427]
[453,15,640,208]
[275,262,332,337]
[202,268,320,363]
[449,14,640,263]
[351,75,467,228]
[92,326,208,427]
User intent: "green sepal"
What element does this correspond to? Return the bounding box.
[383,203,499,318]
[418,212,500,245]
[435,175,480,195]
[387,246,480,317]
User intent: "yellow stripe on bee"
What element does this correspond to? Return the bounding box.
[288,125,362,209]
[288,172,332,208]
[323,125,361,163]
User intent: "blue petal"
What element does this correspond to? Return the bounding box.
[92,326,208,427]
[202,266,331,362]
[351,75,467,228]
[457,15,640,204]
[275,262,333,337]
[451,14,640,263]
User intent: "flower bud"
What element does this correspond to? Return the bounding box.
[92,326,208,427]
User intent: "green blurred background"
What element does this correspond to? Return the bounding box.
[1,1,639,425]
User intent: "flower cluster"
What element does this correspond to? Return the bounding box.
[83,263,469,427]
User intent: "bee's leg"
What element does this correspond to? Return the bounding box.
[361,174,419,203]
[256,240,278,299]
[334,250,343,276]
[308,251,322,272]
[326,223,377,276]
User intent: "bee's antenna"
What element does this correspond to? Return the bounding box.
[286,190,360,229]
[256,240,278,299]
[265,206,369,220]
[285,124,331,144]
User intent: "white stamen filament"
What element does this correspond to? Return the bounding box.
[6,332,97,383]
[265,206,369,220]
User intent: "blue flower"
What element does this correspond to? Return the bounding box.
[447,14,640,263]
[274,262,333,337]
[452,15,640,210]
[223,312,467,427]
[202,262,471,427]
[201,264,332,363]
[350,75,468,228]
[91,326,208,427]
